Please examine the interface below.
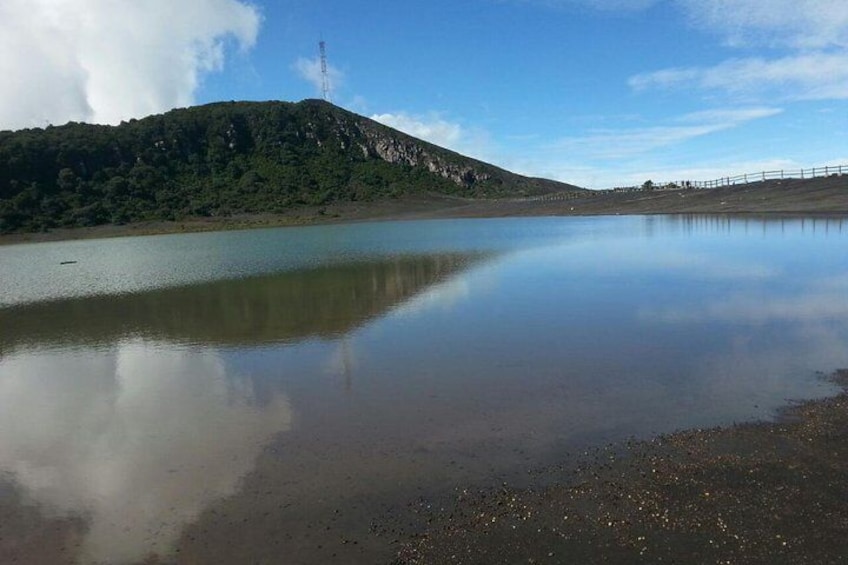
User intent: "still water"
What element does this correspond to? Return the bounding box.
[1,215,847,564]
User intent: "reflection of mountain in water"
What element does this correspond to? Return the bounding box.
[0,253,483,354]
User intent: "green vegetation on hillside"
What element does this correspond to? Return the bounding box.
[0,100,578,233]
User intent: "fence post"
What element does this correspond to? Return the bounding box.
[825,166,830,176]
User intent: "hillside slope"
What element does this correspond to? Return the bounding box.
[0,99,582,233]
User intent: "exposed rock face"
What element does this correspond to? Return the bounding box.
[289,101,504,190]
[356,124,491,188]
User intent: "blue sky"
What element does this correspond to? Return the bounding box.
[1,0,846,188]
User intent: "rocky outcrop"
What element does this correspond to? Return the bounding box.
[361,133,492,188]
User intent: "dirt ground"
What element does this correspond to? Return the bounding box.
[394,371,848,565]
[3,175,846,245]
[434,175,848,218]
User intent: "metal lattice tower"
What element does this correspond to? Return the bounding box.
[319,41,330,102]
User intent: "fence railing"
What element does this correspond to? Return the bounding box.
[617,164,847,192]
[513,164,847,201]
[522,191,583,202]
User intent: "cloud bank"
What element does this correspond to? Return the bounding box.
[633,0,848,100]
[0,0,261,131]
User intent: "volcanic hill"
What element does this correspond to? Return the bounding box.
[0,99,582,233]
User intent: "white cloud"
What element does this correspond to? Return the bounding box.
[369,111,499,164]
[630,52,848,100]
[518,0,662,13]
[676,107,784,124]
[293,55,344,99]
[370,112,464,148]
[555,0,848,47]
[0,0,261,131]
[547,106,781,160]
[630,1,848,101]
[678,0,848,49]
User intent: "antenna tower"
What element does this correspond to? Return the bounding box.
[319,41,330,101]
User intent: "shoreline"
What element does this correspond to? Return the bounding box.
[3,177,848,246]
[0,196,481,245]
[394,371,848,564]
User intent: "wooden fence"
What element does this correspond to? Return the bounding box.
[651,164,847,191]
[515,164,847,201]
[522,191,583,202]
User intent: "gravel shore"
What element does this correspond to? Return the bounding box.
[394,371,848,564]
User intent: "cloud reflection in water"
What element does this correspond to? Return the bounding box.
[0,340,292,564]
[641,272,848,323]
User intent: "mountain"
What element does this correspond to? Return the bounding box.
[0,99,582,233]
